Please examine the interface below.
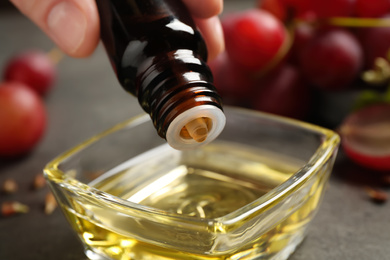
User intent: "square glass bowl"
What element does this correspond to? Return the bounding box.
[44,106,339,260]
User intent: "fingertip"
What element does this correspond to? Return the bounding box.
[65,1,100,57]
[195,16,225,61]
[10,0,100,58]
[48,1,100,58]
[183,0,223,19]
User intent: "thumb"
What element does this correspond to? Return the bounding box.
[11,0,100,57]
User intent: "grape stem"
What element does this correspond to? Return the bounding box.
[362,58,390,85]
[252,24,293,79]
[326,17,390,27]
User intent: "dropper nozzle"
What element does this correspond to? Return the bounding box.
[166,105,225,150]
[184,118,209,143]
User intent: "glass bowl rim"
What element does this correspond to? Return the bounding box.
[44,106,340,225]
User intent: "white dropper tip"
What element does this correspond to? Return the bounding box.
[165,105,226,150]
[185,117,209,143]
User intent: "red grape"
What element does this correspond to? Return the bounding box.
[0,82,47,157]
[359,17,390,69]
[222,9,287,73]
[310,0,355,18]
[3,50,56,96]
[258,0,287,21]
[355,0,390,18]
[251,64,310,119]
[298,28,363,90]
[288,22,315,64]
[340,104,390,171]
[208,52,259,106]
[281,0,313,17]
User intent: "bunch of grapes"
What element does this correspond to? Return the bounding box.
[210,0,390,171]
[0,50,57,157]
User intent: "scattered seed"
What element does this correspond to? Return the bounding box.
[1,179,18,194]
[44,192,57,215]
[32,173,46,190]
[1,201,29,217]
[365,187,388,204]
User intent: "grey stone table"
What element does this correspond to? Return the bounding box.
[0,2,389,260]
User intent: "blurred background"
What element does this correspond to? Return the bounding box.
[1,1,390,259]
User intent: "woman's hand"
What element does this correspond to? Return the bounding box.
[10,0,224,60]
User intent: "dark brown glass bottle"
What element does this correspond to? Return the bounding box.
[96,0,225,150]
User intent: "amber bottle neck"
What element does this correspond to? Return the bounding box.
[136,49,223,139]
[96,0,225,148]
